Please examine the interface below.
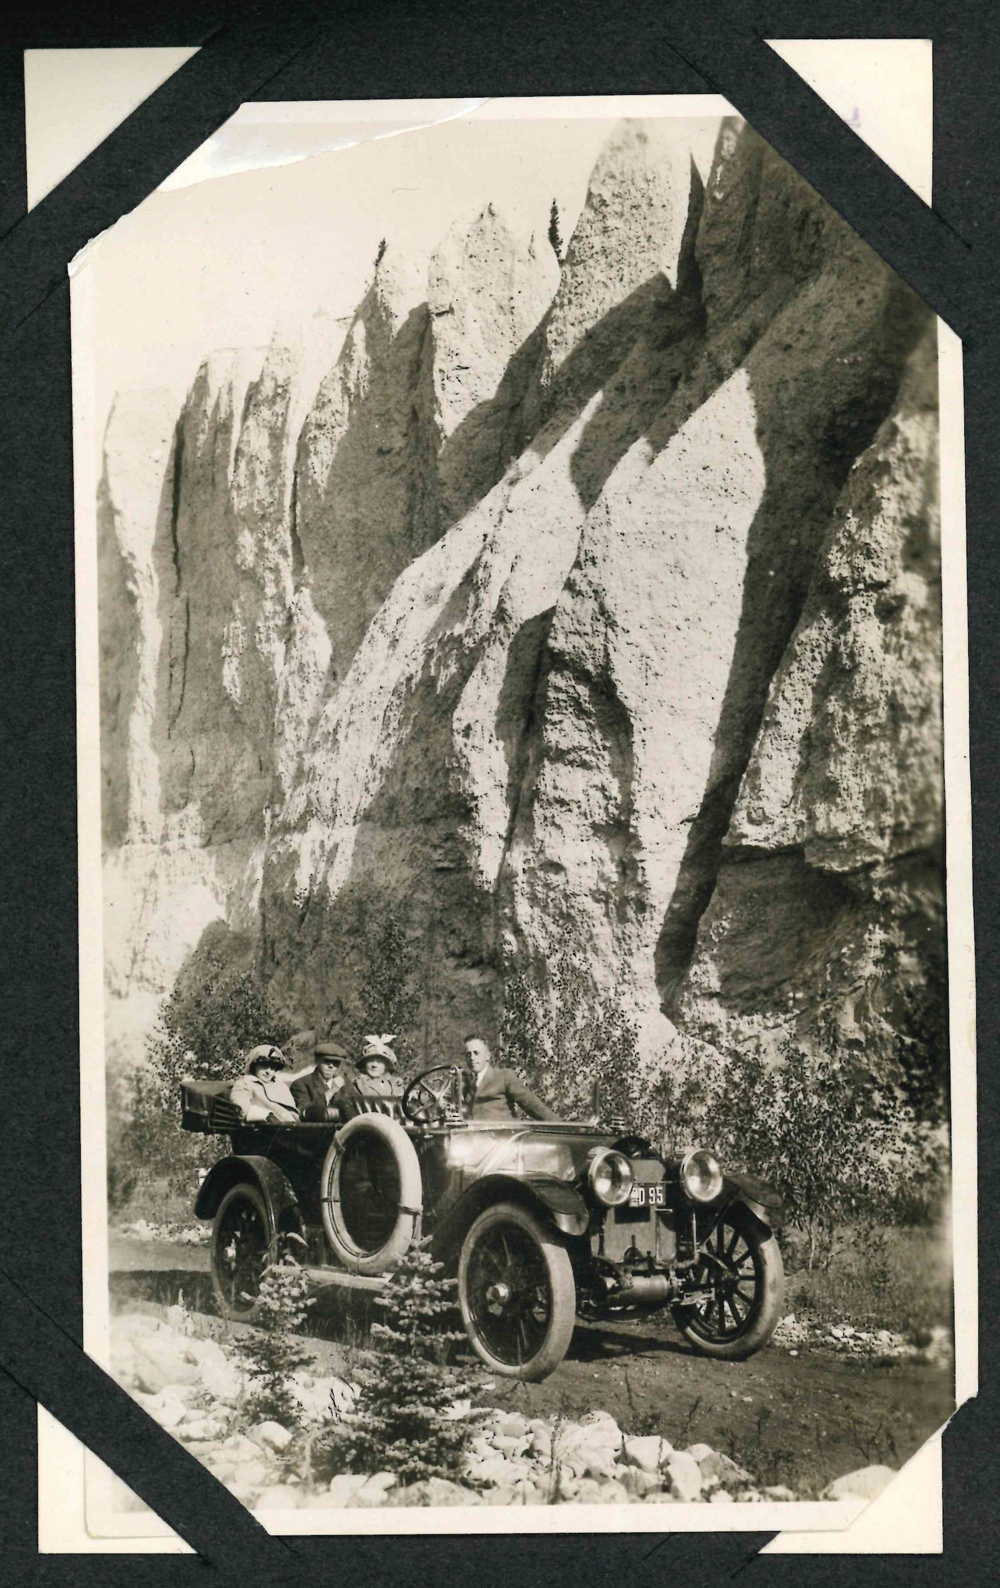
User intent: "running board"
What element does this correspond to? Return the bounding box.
[303,1266,388,1293]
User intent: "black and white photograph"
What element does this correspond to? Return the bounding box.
[69,87,970,1538]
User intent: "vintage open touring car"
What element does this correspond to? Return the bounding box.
[182,1063,785,1381]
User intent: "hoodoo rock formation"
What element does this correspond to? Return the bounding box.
[98,117,944,1099]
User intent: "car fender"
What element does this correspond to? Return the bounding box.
[433,1172,590,1257]
[722,1170,783,1232]
[195,1154,300,1228]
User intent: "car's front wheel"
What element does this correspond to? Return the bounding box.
[458,1201,576,1382]
[211,1182,273,1322]
[674,1202,784,1360]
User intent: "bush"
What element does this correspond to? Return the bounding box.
[148,947,293,1097]
[498,948,947,1259]
[317,1248,482,1485]
[108,947,292,1212]
[659,1043,948,1267]
[291,884,422,1067]
[499,950,641,1121]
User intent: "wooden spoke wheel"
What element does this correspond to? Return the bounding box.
[458,1201,576,1382]
[211,1183,273,1322]
[674,1203,784,1361]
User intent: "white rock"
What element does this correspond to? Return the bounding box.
[386,1477,480,1507]
[249,1421,294,1453]
[464,1453,513,1486]
[134,1388,196,1429]
[709,1489,734,1504]
[328,1473,369,1507]
[179,1414,230,1443]
[351,1472,399,1508]
[697,1450,751,1485]
[229,1480,266,1506]
[221,1433,267,1465]
[130,1333,202,1394]
[666,1452,704,1503]
[620,1467,663,1499]
[228,1454,270,1487]
[823,1466,896,1502]
[203,1457,238,1484]
[582,1410,622,1433]
[114,1314,162,1339]
[483,1476,547,1507]
[562,1476,631,1505]
[761,1485,797,1502]
[253,1486,304,1509]
[496,1414,532,1439]
[110,1339,139,1387]
[684,1442,716,1463]
[186,1337,243,1403]
[624,1435,673,1474]
[443,1398,473,1421]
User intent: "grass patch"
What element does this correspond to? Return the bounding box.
[113,1180,202,1228]
[783,1221,952,1340]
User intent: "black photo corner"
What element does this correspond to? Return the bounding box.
[0,0,996,1582]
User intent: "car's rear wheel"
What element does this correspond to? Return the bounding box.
[674,1202,784,1360]
[458,1201,576,1382]
[211,1183,273,1322]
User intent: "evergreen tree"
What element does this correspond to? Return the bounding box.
[318,1248,482,1484]
[547,199,564,264]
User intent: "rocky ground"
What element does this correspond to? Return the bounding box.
[108,1234,953,1511]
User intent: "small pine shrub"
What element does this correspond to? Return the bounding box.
[236,1237,316,1427]
[317,1248,482,1485]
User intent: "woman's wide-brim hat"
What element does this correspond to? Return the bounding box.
[362,1033,398,1069]
[244,1043,285,1071]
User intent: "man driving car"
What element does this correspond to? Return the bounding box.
[463,1035,559,1122]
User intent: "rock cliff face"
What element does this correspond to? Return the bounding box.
[99,117,943,1092]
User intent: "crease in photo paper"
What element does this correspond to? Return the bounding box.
[58,77,972,1552]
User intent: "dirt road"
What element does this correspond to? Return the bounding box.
[109,1236,953,1496]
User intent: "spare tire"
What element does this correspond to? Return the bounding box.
[320,1113,422,1275]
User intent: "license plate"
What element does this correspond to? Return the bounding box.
[629,1183,665,1208]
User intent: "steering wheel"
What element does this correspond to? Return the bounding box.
[402,1065,465,1124]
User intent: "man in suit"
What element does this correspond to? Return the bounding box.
[291,1040,352,1121]
[463,1036,559,1122]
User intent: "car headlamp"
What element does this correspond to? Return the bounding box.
[587,1148,634,1207]
[679,1147,724,1204]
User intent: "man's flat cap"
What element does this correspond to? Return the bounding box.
[315,1040,349,1060]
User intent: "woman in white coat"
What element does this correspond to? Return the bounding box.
[229,1045,305,1123]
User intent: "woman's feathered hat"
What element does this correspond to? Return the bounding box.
[361,1033,398,1069]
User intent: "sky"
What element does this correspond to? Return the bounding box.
[82,103,725,446]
